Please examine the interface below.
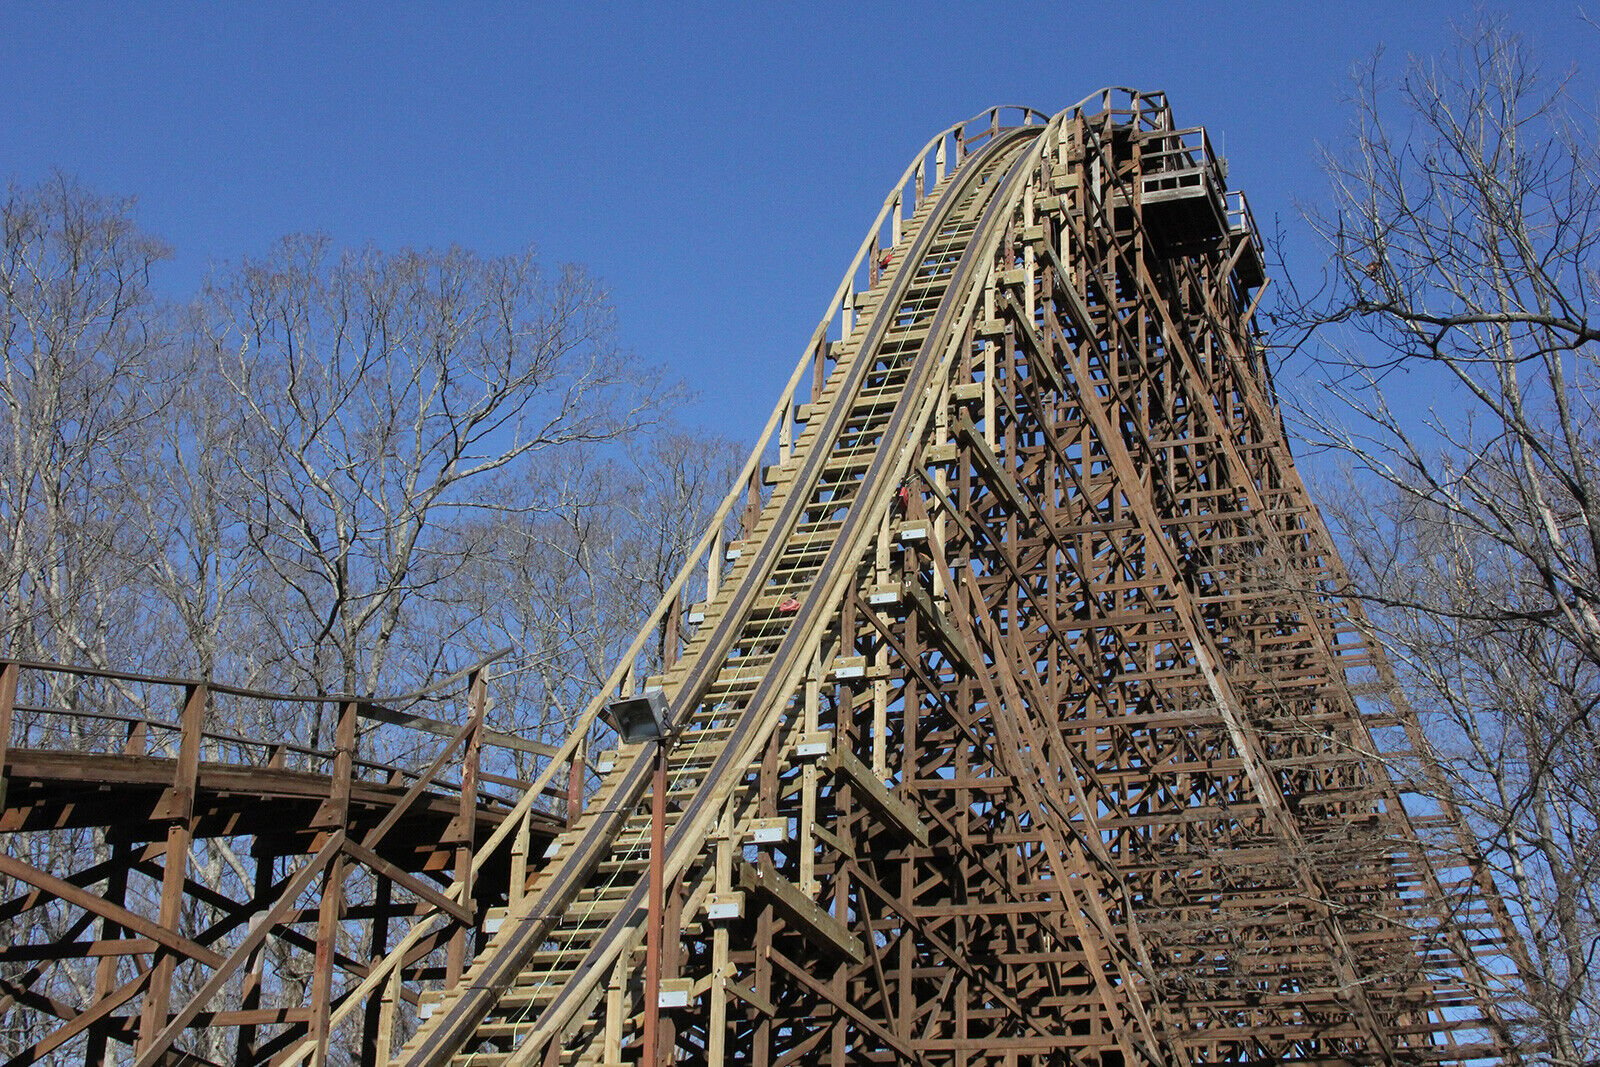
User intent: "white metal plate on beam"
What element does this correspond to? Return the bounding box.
[831,656,866,680]
[748,817,789,844]
[706,892,745,921]
[793,731,831,759]
[658,978,695,1009]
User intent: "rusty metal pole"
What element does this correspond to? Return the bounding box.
[640,738,668,1066]
[566,741,586,827]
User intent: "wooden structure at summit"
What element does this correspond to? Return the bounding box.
[0,91,1529,1064]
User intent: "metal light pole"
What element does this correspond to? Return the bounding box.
[641,734,668,1066]
[599,691,675,1066]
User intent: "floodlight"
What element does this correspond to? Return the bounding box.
[602,690,673,743]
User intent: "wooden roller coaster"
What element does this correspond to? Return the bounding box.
[1,91,1531,1065]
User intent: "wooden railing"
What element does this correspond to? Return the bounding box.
[0,654,571,1065]
[0,655,565,817]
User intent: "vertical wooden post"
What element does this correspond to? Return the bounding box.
[373,963,401,1066]
[236,851,273,1064]
[707,804,733,1067]
[0,660,15,810]
[445,672,484,985]
[662,594,681,669]
[708,528,723,603]
[751,906,773,1067]
[85,840,129,1065]
[742,468,762,538]
[137,681,205,1056]
[123,717,148,756]
[308,698,356,1066]
[360,874,393,1067]
[565,738,586,827]
[509,807,531,908]
[658,871,686,1062]
[603,957,626,1062]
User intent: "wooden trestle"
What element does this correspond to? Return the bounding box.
[378,94,1528,1065]
[0,657,567,1065]
[0,92,1532,1065]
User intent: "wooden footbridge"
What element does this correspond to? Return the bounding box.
[0,91,1530,1065]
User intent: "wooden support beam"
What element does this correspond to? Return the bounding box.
[998,289,1069,398]
[767,949,916,1063]
[737,857,864,964]
[1039,240,1096,338]
[824,747,930,847]
[903,582,977,676]
[130,832,345,1067]
[955,409,1029,515]
[7,970,148,1065]
[0,852,224,969]
[139,682,206,1058]
[0,936,159,962]
[343,839,471,925]
[0,660,15,810]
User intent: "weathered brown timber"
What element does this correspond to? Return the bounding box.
[2,91,1534,1066]
[0,658,564,1065]
[369,93,1533,1066]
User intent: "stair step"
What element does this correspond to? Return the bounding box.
[408,161,1007,1065]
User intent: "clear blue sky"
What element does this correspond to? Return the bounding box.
[3,1,1591,442]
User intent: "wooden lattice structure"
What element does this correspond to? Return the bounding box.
[0,92,1530,1065]
[0,658,566,1064]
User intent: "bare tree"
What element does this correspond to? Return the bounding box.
[187,236,663,708]
[0,175,170,668]
[450,429,743,749]
[1285,16,1600,1061]
[0,179,744,1059]
[0,176,182,1061]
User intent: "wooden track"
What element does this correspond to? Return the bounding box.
[377,94,1531,1066]
[0,93,1536,1066]
[396,121,1049,1067]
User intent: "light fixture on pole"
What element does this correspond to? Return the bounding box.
[601,690,673,744]
[601,688,675,1066]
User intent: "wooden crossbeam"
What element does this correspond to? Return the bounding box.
[738,857,864,964]
[0,852,225,969]
[824,747,931,847]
